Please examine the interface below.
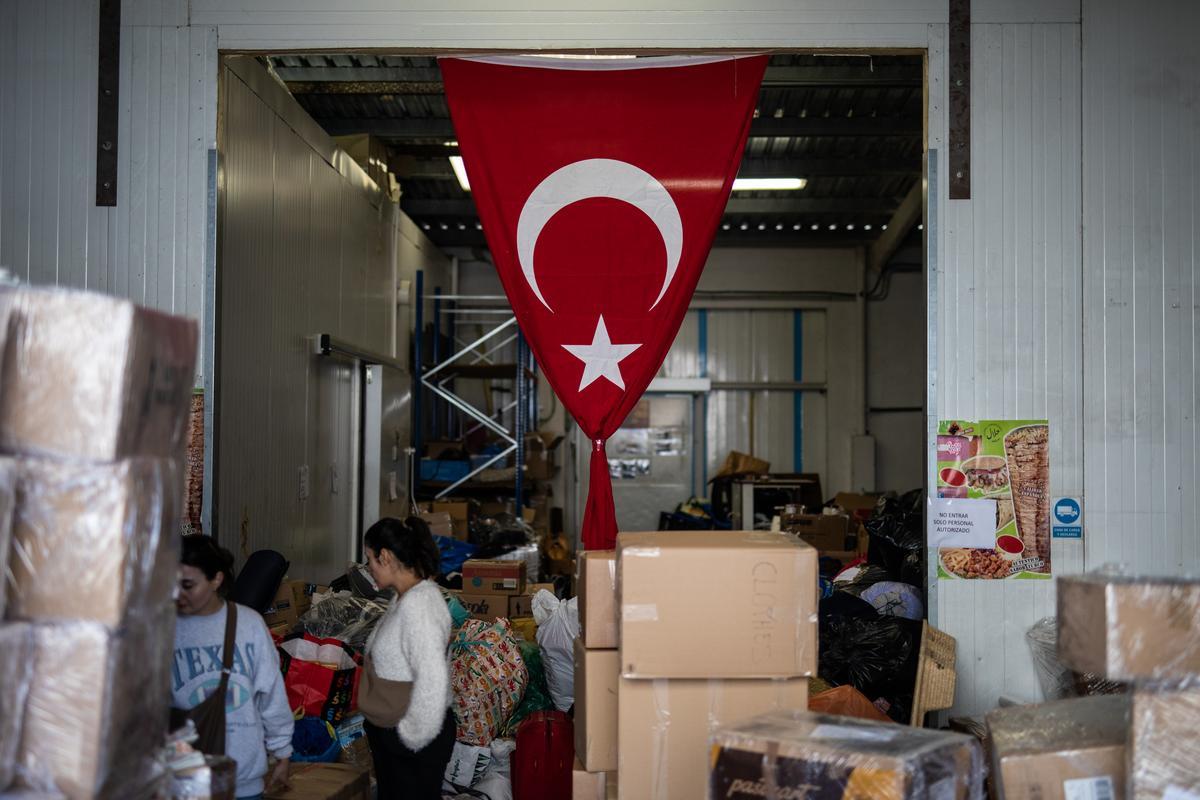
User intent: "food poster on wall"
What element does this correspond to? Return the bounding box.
[936,420,1051,580]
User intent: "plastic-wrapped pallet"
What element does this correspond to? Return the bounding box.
[0,458,14,620]
[1129,683,1200,800]
[6,457,181,627]
[0,624,35,792]
[17,612,174,799]
[0,286,197,462]
[1057,572,1200,682]
[709,710,985,800]
[986,694,1127,800]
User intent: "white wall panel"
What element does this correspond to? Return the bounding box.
[0,0,216,385]
[932,22,1083,715]
[1082,0,1200,576]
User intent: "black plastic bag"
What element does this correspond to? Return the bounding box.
[865,488,925,588]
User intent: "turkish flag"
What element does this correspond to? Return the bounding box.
[441,54,766,549]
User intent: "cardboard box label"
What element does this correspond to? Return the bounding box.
[1063,777,1115,800]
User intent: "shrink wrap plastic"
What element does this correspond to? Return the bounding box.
[1129,683,1200,800]
[0,624,35,792]
[1026,617,1124,700]
[0,458,14,620]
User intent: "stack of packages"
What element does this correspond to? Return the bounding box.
[614,531,818,800]
[0,287,197,798]
[987,571,1200,800]
[573,550,620,798]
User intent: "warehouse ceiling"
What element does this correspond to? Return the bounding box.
[269,53,924,249]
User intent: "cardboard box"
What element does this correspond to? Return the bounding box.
[529,582,556,596]
[333,133,390,193]
[263,580,315,629]
[431,500,470,540]
[524,432,564,480]
[0,287,198,461]
[617,531,817,678]
[782,512,852,552]
[20,614,172,799]
[708,710,983,800]
[462,559,526,595]
[266,762,370,800]
[574,638,619,772]
[458,593,510,622]
[1058,573,1200,681]
[578,550,618,650]
[7,457,180,626]
[1130,685,1200,799]
[617,677,809,800]
[987,695,1128,800]
[571,757,614,800]
[418,510,455,540]
[508,592,535,618]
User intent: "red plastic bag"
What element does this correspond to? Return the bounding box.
[278,633,362,725]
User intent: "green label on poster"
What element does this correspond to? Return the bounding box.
[936,419,1051,580]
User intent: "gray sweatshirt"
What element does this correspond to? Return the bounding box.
[172,603,294,797]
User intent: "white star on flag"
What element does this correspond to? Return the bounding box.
[562,315,642,392]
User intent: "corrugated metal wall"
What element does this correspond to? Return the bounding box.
[930,22,1085,713]
[1082,0,1200,575]
[0,0,215,384]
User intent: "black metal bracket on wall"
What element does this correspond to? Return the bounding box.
[95,0,120,206]
[948,0,971,199]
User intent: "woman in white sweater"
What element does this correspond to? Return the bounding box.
[361,516,455,798]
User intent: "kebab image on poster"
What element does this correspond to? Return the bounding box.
[936,419,1051,580]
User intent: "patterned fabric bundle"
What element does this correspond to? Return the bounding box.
[450,619,528,745]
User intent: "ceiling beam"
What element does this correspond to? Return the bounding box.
[402,196,900,217]
[277,64,921,88]
[867,180,923,274]
[318,114,921,139]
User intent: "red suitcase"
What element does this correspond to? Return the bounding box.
[512,710,575,800]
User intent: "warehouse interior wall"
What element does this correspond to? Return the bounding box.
[214,55,448,580]
[0,0,1196,718]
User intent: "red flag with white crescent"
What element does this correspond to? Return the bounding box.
[440,54,767,549]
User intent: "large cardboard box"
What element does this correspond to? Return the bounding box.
[1058,573,1200,681]
[418,510,455,540]
[617,531,818,678]
[7,458,180,626]
[266,762,370,800]
[571,758,615,800]
[332,133,390,193]
[987,695,1128,800]
[1130,685,1200,799]
[462,559,526,595]
[0,287,197,461]
[457,593,510,622]
[617,677,809,800]
[20,615,172,799]
[431,500,470,540]
[508,592,535,618]
[578,550,618,649]
[709,710,983,800]
[574,639,619,772]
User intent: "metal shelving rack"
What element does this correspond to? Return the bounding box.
[413,271,537,505]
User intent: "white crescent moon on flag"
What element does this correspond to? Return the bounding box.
[516,158,683,312]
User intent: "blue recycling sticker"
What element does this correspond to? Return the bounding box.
[1052,497,1082,539]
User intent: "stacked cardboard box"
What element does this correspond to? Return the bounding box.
[574,551,620,790]
[1056,572,1200,800]
[615,531,819,800]
[0,286,197,798]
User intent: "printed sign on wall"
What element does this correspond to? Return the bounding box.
[936,420,1051,580]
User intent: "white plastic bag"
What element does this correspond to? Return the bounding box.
[443,742,492,788]
[533,590,579,712]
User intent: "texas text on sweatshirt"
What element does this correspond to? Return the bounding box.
[172,603,294,797]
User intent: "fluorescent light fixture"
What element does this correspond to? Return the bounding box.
[732,177,807,191]
[449,156,471,191]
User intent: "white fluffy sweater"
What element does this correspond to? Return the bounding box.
[365,579,453,750]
